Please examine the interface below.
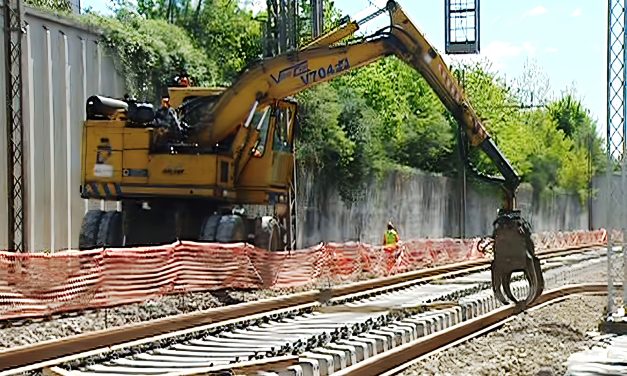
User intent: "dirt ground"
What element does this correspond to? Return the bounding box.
[401,294,606,376]
[401,257,611,376]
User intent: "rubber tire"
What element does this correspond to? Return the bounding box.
[199,214,222,241]
[96,211,124,248]
[79,210,104,250]
[216,215,247,243]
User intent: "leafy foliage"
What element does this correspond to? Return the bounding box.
[134,0,263,83]
[25,0,71,12]
[453,62,604,201]
[80,12,217,99]
[334,58,456,173]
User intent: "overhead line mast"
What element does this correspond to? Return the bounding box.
[3,0,26,252]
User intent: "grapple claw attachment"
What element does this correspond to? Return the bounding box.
[490,209,544,306]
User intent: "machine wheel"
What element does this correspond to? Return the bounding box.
[96,211,124,248]
[216,215,248,243]
[79,210,104,250]
[199,214,222,242]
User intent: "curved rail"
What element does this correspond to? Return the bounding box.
[334,283,610,376]
[0,244,603,374]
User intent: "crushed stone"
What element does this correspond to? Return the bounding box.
[0,291,221,349]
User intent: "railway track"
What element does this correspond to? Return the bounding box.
[0,245,609,376]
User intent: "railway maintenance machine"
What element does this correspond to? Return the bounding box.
[79,0,544,305]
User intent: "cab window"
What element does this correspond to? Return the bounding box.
[272,107,292,152]
[251,108,270,157]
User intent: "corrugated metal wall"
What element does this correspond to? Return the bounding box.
[1,4,125,251]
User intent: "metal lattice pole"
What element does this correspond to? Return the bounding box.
[4,0,26,253]
[606,0,627,319]
[288,148,298,251]
[311,0,323,38]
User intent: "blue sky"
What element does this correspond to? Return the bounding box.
[82,0,607,135]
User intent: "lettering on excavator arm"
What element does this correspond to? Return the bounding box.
[270,61,309,84]
[270,58,351,85]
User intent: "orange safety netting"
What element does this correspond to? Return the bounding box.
[0,229,607,320]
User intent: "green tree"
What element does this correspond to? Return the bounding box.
[26,0,71,12]
[548,94,586,137]
[523,110,574,192]
[295,83,353,171]
[295,83,386,203]
[450,61,602,201]
[548,94,604,172]
[132,0,263,83]
[336,57,456,173]
[81,12,218,99]
[547,93,605,201]
[335,86,384,201]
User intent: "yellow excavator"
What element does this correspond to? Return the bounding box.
[79,1,544,305]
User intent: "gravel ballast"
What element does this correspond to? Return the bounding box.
[0,283,329,350]
[0,291,222,350]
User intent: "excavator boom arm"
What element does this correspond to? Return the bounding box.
[193,1,519,197]
[192,37,393,145]
[184,0,543,306]
[383,1,520,197]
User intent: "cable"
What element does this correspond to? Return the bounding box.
[367,0,384,11]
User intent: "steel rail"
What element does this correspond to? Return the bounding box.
[333,283,611,376]
[0,243,604,373]
[42,356,301,376]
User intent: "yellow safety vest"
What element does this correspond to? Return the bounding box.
[384,229,399,245]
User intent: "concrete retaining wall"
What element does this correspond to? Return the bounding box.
[296,169,596,248]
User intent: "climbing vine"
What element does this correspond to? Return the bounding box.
[25,0,71,13]
[79,12,217,100]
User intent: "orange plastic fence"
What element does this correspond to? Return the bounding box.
[0,230,606,320]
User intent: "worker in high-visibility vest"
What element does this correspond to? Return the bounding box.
[383,222,400,246]
[383,221,401,274]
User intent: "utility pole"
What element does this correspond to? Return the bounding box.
[454,68,467,238]
[264,0,298,57]
[311,0,323,38]
[4,0,26,252]
[446,0,480,237]
[264,0,323,57]
[604,0,627,324]
[588,131,593,230]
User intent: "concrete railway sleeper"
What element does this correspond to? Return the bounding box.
[0,247,606,376]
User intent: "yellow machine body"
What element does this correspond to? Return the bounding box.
[80,99,296,207]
